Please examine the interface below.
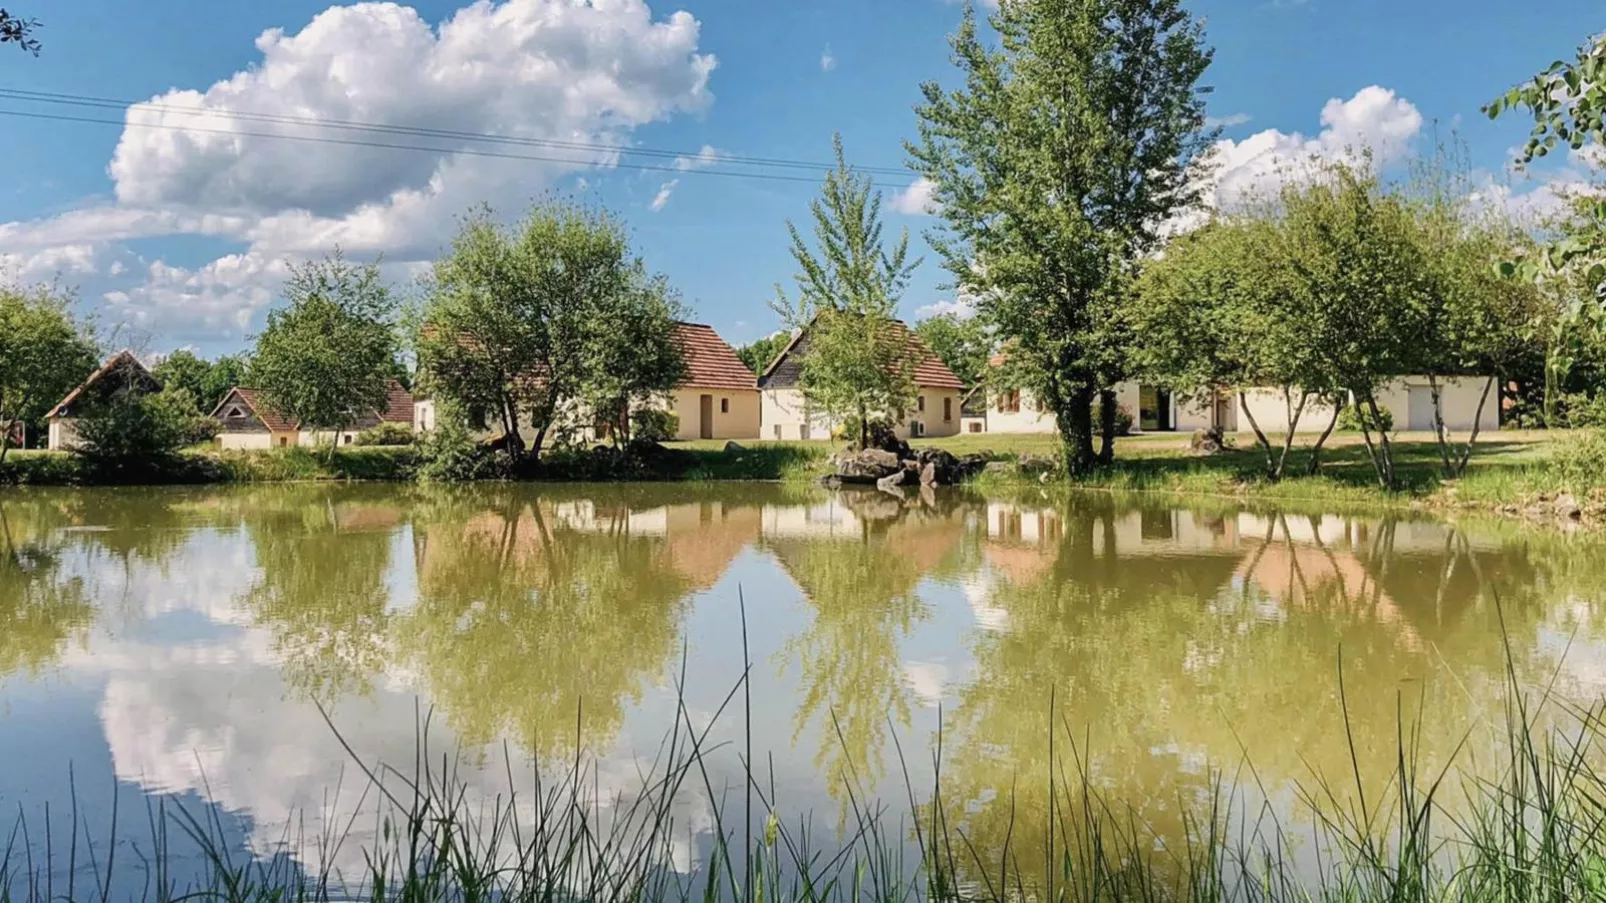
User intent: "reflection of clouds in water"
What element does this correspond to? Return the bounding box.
[960,566,1010,633]
[75,530,715,882]
[902,662,950,708]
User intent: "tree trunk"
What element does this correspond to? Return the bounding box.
[858,401,868,450]
[499,396,526,461]
[1273,389,1309,481]
[0,418,15,464]
[1426,374,1455,478]
[1237,393,1278,479]
[1356,390,1397,490]
[1053,384,1098,477]
[1451,376,1497,478]
[1306,396,1343,475]
[1097,388,1117,465]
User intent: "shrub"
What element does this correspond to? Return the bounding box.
[72,391,190,477]
[355,422,416,447]
[1336,402,1394,433]
[1552,429,1606,494]
[1091,400,1134,437]
[415,420,505,483]
[630,408,679,443]
[1563,393,1606,429]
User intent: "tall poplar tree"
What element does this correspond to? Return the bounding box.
[909,0,1215,475]
[774,135,920,448]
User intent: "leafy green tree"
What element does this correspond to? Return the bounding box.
[773,135,920,448]
[578,271,686,446]
[1133,218,1341,480]
[1279,165,1431,489]
[1404,146,1544,476]
[736,331,790,375]
[72,388,192,473]
[1487,35,1606,309]
[251,252,398,459]
[909,0,1214,475]
[0,8,39,55]
[417,202,674,461]
[0,283,97,461]
[914,311,991,389]
[150,350,213,412]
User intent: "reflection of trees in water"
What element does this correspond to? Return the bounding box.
[941,501,1583,886]
[766,496,967,805]
[237,487,402,700]
[396,494,695,758]
[0,499,93,677]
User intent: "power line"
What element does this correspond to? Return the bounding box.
[0,87,915,179]
[0,107,859,185]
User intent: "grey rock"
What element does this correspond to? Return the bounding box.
[723,440,744,453]
[983,461,1014,476]
[835,447,903,483]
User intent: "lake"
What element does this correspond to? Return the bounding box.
[2,483,1605,897]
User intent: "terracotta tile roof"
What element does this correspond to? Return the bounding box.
[46,350,159,419]
[213,380,412,432]
[673,322,758,392]
[380,380,414,423]
[758,317,965,391]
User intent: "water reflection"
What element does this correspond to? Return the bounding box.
[1,484,1604,894]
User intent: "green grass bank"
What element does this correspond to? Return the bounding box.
[4,430,1604,524]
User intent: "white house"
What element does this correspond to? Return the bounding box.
[210,381,414,449]
[757,320,967,441]
[980,367,1499,436]
[45,350,161,451]
[412,321,760,444]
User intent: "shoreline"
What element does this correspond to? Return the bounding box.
[2,432,1599,529]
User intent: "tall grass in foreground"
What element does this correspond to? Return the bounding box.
[8,608,1606,901]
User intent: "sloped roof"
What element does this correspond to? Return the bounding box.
[212,380,412,432]
[758,318,964,391]
[672,322,758,391]
[47,350,159,419]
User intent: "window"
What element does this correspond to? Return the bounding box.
[912,421,925,437]
[998,390,1021,414]
[918,395,926,413]
[943,398,953,422]
[720,398,729,414]
[225,406,246,420]
[774,424,782,439]
[969,422,982,433]
[278,436,289,447]
[800,424,811,440]
[343,434,354,445]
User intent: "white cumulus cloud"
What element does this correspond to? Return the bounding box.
[0,0,717,350]
[819,46,835,72]
[890,176,939,216]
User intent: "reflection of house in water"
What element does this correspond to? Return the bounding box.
[760,497,865,540]
[415,498,764,596]
[1233,513,1423,649]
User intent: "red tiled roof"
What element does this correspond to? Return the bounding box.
[380,380,414,423]
[213,380,412,432]
[892,321,966,390]
[46,350,157,419]
[673,322,758,391]
[759,317,966,390]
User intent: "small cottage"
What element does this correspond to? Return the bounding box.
[211,381,414,449]
[46,350,161,450]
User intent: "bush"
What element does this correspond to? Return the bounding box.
[1336,402,1395,433]
[1091,401,1134,437]
[630,408,679,443]
[1562,393,1606,429]
[1553,429,1606,494]
[72,391,190,477]
[355,422,416,447]
[415,420,505,483]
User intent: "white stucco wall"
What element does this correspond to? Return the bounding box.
[216,432,278,451]
[1236,388,1342,435]
[667,389,761,440]
[760,387,959,440]
[985,389,1057,434]
[1373,376,1500,432]
[47,418,79,451]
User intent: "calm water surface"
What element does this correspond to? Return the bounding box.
[2,483,1605,892]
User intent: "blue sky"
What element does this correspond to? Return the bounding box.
[0,0,1600,357]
